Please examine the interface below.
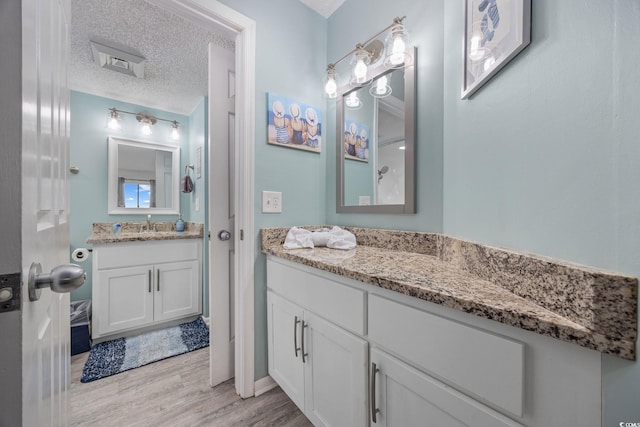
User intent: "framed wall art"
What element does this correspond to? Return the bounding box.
[267,92,322,153]
[461,0,531,99]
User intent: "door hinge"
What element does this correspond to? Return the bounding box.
[240,229,244,240]
[0,273,21,313]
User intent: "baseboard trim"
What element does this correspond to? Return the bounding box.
[254,375,277,397]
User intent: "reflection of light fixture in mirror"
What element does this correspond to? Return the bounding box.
[369,75,392,98]
[384,17,411,68]
[107,108,121,130]
[350,45,371,86]
[344,91,362,109]
[468,32,486,61]
[377,165,389,182]
[171,121,180,140]
[483,56,496,71]
[136,113,156,136]
[398,145,406,150]
[324,64,339,99]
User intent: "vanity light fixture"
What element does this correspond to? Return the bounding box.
[324,16,411,98]
[106,108,180,140]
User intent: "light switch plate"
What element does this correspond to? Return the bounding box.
[262,191,282,213]
[195,197,200,212]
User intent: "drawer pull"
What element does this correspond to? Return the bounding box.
[301,320,308,363]
[371,362,380,423]
[294,316,301,357]
[157,269,160,291]
[148,270,152,293]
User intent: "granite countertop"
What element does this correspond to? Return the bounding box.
[261,226,638,360]
[87,222,204,244]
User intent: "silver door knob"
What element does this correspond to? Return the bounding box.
[28,262,86,301]
[217,230,232,241]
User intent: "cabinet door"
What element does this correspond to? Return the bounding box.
[370,349,523,427]
[304,312,368,427]
[95,265,154,337]
[267,291,305,411]
[154,260,201,322]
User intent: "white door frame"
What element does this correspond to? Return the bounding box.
[149,0,256,398]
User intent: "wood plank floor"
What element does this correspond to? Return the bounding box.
[70,348,312,427]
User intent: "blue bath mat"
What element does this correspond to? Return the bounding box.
[80,317,209,383]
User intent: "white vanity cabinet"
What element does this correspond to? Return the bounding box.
[267,261,369,427]
[92,239,202,340]
[266,256,602,427]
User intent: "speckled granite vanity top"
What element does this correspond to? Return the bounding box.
[262,226,638,360]
[87,222,203,244]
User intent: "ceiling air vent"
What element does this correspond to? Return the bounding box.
[90,37,146,78]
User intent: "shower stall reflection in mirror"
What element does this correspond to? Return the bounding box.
[375,95,405,205]
[148,0,256,398]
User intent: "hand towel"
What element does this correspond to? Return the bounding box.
[283,226,356,250]
[181,175,194,193]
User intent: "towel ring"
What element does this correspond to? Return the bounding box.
[184,164,194,175]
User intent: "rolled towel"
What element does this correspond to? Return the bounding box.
[326,226,357,250]
[283,226,356,250]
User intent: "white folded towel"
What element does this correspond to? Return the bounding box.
[283,226,356,250]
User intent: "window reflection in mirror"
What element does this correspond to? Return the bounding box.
[108,137,180,215]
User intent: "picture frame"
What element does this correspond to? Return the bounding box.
[344,120,369,163]
[267,92,322,153]
[461,0,531,99]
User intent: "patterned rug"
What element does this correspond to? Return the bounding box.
[81,317,209,383]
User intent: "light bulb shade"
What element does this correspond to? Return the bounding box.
[107,108,121,130]
[171,122,180,140]
[324,67,339,99]
[369,75,392,98]
[349,47,371,87]
[141,122,152,135]
[344,91,362,109]
[384,23,411,68]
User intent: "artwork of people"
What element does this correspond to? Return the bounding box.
[344,120,369,162]
[267,93,322,153]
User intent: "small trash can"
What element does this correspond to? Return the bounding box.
[70,300,91,356]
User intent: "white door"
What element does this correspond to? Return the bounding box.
[0,0,75,425]
[155,260,200,322]
[209,42,237,386]
[96,266,155,337]
[370,348,523,427]
[267,292,305,410]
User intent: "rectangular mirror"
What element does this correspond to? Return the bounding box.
[336,47,416,213]
[107,136,180,215]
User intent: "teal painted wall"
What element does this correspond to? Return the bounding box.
[69,91,192,303]
[442,1,640,424]
[213,0,328,379]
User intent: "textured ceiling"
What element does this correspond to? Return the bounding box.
[70,0,235,115]
[299,0,346,17]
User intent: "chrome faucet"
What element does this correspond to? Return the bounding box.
[147,214,151,232]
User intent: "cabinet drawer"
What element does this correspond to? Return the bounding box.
[95,239,200,269]
[369,294,524,417]
[267,259,365,336]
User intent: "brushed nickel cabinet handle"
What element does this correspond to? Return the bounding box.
[157,269,160,291]
[301,320,308,363]
[294,316,301,357]
[148,270,152,293]
[371,362,380,423]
